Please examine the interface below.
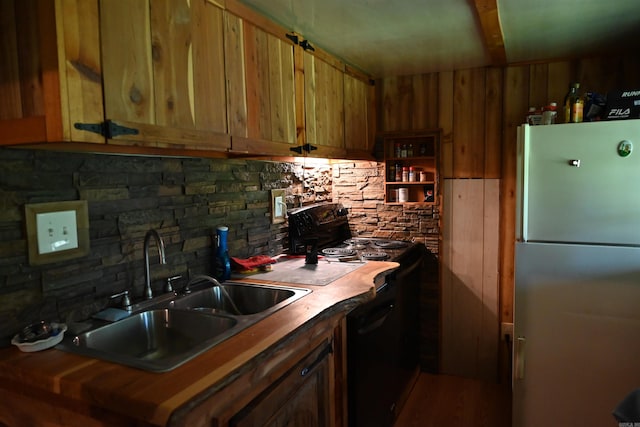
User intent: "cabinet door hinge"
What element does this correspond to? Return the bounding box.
[290,145,304,154]
[289,143,318,155]
[303,143,318,153]
[285,33,299,45]
[74,120,139,138]
[74,122,104,136]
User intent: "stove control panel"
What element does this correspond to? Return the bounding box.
[287,203,351,254]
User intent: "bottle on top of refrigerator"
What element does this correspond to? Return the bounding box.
[541,102,558,125]
[526,107,542,125]
[564,83,584,123]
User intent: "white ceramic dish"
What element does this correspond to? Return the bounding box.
[11,322,67,352]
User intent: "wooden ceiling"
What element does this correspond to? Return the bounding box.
[237,0,640,78]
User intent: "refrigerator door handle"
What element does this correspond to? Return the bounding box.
[515,337,526,380]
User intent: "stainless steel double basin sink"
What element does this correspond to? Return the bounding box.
[57,281,310,372]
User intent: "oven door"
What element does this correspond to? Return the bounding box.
[347,247,423,427]
[347,280,401,427]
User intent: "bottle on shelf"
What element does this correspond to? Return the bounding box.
[408,166,415,182]
[395,162,403,181]
[402,167,409,182]
[400,144,407,158]
[408,143,414,157]
[395,142,401,157]
[213,226,231,281]
[564,83,584,123]
[388,164,396,182]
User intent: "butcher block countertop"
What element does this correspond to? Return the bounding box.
[0,261,398,426]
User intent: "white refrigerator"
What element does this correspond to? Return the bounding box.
[514,120,640,426]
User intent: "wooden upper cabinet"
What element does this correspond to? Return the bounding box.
[224,6,298,156]
[0,0,230,152]
[100,0,229,152]
[300,49,346,158]
[1,0,372,159]
[344,70,375,158]
[0,0,103,145]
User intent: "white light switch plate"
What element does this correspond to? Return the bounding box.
[36,210,79,254]
[25,200,89,265]
[271,189,286,224]
[275,196,284,217]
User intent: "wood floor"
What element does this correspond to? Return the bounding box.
[394,373,512,427]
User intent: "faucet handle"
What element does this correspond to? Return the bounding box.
[165,275,182,293]
[110,290,131,309]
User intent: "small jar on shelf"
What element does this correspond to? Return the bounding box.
[398,188,409,202]
[408,167,416,182]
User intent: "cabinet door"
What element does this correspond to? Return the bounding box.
[344,72,374,157]
[302,49,346,158]
[230,341,333,427]
[0,0,103,145]
[100,0,229,151]
[225,12,297,155]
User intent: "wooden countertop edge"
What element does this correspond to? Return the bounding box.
[0,261,398,426]
[168,290,366,426]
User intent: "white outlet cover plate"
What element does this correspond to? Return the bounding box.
[36,210,79,254]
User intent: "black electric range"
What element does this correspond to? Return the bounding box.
[287,203,416,263]
[287,203,426,427]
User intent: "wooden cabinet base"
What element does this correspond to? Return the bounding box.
[0,379,151,427]
[170,313,346,427]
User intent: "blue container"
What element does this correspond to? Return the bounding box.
[214,226,231,281]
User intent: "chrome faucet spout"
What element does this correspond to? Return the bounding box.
[184,275,242,315]
[143,229,166,300]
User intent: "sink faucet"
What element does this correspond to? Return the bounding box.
[143,229,166,300]
[183,274,221,295]
[185,275,242,315]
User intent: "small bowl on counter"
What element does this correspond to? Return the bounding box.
[11,321,67,352]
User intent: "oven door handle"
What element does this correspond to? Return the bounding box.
[357,303,394,335]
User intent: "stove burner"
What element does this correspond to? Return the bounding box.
[344,240,370,250]
[360,251,390,261]
[322,248,358,257]
[373,240,409,249]
[344,238,371,246]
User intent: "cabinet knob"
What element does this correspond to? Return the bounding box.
[569,159,581,167]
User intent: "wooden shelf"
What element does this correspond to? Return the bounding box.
[382,130,440,204]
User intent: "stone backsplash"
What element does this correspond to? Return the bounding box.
[0,148,439,345]
[333,160,440,254]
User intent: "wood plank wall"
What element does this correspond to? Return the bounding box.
[376,52,640,381]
